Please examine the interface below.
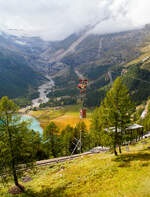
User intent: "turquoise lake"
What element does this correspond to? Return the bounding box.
[20,115,43,135]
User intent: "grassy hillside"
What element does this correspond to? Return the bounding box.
[1,138,150,196]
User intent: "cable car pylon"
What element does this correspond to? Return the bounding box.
[70,77,88,155]
[77,78,88,118]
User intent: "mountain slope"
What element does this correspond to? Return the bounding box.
[45,26,150,107]
[0,33,44,98]
[0,51,43,98]
[1,25,150,105]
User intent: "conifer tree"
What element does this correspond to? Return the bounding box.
[91,107,104,147]
[43,121,60,157]
[0,96,37,191]
[92,77,135,155]
[61,125,74,156]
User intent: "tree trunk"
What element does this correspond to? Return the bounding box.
[12,159,18,186]
[11,141,24,191]
[119,145,122,154]
[12,166,20,187]
[11,140,24,192]
[113,145,118,156]
[114,125,118,156]
[6,118,24,192]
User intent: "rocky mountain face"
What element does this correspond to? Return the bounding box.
[35,26,150,106]
[1,24,150,105]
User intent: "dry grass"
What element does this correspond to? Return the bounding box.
[28,105,92,130]
[52,115,91,130]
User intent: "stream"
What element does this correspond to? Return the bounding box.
[32,75,55,107]
[19,75,55,134]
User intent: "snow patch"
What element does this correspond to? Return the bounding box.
[15,40,27,45]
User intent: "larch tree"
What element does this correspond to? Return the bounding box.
[61,125,74,156]
[0,96,38,191]
[92,77,135,155]
[90,107,104,147]
[43,121,60,158]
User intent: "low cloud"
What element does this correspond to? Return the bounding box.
[0,0,149,40]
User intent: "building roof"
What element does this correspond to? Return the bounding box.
[126,124,143,130]
[105,124,143,132]
[105,127,121,132]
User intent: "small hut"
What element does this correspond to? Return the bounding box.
[126,124,144,142]
[105,124,144,143]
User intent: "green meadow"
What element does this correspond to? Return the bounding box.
[1,138,150,197]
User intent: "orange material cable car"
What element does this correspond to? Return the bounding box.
[78,78,88,119]
[80,108,86,119]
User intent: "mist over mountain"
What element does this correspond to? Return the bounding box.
[1,0,150,41]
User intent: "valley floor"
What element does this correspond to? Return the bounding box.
[28,105,92,130]
[1,138,150,197]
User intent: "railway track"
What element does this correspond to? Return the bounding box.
[36,152,93,167]
[36,149,108,167]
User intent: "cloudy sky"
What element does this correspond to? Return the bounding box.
[0,0,150,40]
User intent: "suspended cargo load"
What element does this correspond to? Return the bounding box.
[80,108,86,119]
[78,78,88,119]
